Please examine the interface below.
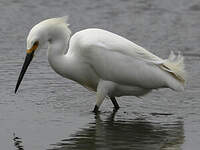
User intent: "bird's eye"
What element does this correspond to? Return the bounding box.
[34,41,39,46]
[48,38,52,43]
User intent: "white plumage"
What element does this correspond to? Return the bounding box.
[15,17,186,112]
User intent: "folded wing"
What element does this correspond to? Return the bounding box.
[73,29,186,90]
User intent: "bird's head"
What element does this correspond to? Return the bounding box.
[15,16,71,93]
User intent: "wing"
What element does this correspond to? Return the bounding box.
[71,28,164,63]
[69,29,176,89]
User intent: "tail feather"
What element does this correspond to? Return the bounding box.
[160,51,186,85]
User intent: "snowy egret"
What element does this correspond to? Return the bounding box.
[15,17,186,113]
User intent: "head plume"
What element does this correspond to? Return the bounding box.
[27,16,71,49]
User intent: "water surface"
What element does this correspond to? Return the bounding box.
[0,0,200,149]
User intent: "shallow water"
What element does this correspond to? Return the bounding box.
[0,0,200,149]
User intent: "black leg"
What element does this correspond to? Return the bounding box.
[93,105,99,114]
[110,97,120,110]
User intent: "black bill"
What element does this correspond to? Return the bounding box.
[15,51,35,93]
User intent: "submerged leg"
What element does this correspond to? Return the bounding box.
[93,80,107,113]
[93,105,99,113]
[110,97,120,110]
[93,80,115,113]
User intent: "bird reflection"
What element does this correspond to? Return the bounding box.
[50,112,184,150]
[13,133,24,150]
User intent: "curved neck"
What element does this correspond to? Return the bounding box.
[47,39,70,78]
[47,39,81,84]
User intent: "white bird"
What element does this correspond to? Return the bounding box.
[15,17,186,113]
